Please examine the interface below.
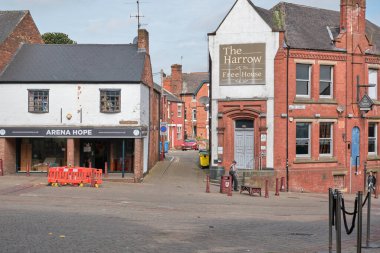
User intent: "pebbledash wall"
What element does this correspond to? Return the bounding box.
[208,0,278,172]
[209,0,380,193]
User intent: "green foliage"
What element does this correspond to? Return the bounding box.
[42,32,76,44]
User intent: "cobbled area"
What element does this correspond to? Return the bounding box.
[0,150,379,253]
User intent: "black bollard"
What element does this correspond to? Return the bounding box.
[366,191,371,248]
[357,191,363,253]
[328,188,333,253]
[336,190,342,253]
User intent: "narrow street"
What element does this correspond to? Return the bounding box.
[0,150,379,253]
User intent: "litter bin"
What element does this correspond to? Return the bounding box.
[220,175,232,194]
[199,151,209,168]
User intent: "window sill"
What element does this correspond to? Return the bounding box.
[367,155,380,161]
[294,98,337,104]
[294,98,313,104]
[294,157,337,164]
[316,98,338,104]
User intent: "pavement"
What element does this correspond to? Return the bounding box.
[0,150,379,253]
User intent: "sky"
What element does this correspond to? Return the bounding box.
[1,0,380,83]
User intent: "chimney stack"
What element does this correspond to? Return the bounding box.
[340,0,366,34]
[171,64,183,97]
[138,29,149,54]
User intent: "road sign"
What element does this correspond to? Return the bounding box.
[160,122,167,136]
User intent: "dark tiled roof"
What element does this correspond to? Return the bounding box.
[271,2,341,51]
[0,11,27,44]
[182,72,209,94]
[212,1,380,54]
[366,20,380,55]
[0,44,146,83]
[164,89,182,103]
[266,2,380,53]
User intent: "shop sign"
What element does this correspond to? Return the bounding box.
[358,94,374,111]
[219,43,266,85]
[0,126,147,138]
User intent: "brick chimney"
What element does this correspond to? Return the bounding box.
[340,0,366,34]
[138,29,149,54]
[171,64,183,97]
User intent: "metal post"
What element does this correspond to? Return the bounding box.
[206,175,210,193]
[336,191,342,253]
[275,178,279,196]
[0,159,3,176]
[265,180,269,198]
[104,162,108,178]
[227,176,232,197]
[366,191,371,248]
[357,191,363,253]
[329,188,333,253]
[122,139,125,178]
[363,162,367,193]
[26,163,30,176]
[280,177,285,192]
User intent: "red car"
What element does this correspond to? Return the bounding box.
[181,139,198,151]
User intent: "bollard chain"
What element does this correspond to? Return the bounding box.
[341,197,358,235]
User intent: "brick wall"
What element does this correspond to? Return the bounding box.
[139,30,159,171]
[273,14,380,193]
[134,138,143,181]
[0,11,43,72]
[0,138,16,174]
[195,83,209,139]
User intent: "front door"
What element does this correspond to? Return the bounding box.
[234,120,254,169]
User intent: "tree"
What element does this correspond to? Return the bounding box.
[42,32,76,44]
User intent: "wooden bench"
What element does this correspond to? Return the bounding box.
[240,185,262,196]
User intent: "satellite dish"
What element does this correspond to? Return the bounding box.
[198,96,210,105]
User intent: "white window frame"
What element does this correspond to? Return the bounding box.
[296,122,311,157]
[319,65,333,98]
[319,122,333,157]
[192,109,197,121]
[167,102,171,119]
[368,122,377,155]
[369,69,378,100]
[177,125,182,140]
[177,104,182,117]
[296,64,311,98]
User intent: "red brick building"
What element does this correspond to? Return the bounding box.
[163,64,209,142]
[209,0,380,193]
[161,88,184,149]
[0,10,43,173]
[0,11,43,72]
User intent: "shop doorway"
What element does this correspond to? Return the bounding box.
[234,120,254,169]
[80,139,134,173]
[81,140,108,171]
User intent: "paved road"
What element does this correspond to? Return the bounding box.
[0,150,379,253]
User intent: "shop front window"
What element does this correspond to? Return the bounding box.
[21,138,66,172]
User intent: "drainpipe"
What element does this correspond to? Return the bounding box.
[286,45,290,192]
[208,53,212,168]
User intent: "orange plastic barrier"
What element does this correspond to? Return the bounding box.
[48,167,103,187]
